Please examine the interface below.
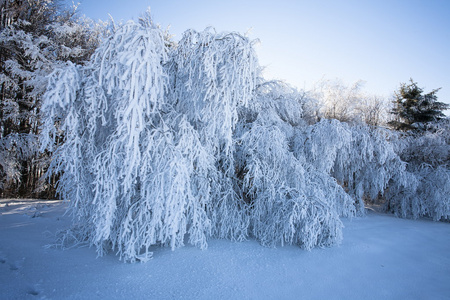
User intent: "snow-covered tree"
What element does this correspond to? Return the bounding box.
[310,79,362,123]
[235,82,355,249]
[0,0,102,197]
[41,22,260,261]
[384,119,450,220]
[292,119,407,215]
[42,19,364,261]
[41,11,449,262]
[389,79,449,131]
[310,79,389,126]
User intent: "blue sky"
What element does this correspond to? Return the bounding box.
[72,0,450,109]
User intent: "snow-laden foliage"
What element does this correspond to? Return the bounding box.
[41,15,449,262]
[384,120,450,220]
[41,20,360,261]
[389,79,449,131]
[397,123,449,168]
[168,28,259,241]
[43,21,169,261]
[235,85,355,249]
[41,22,261,261]
[0,133,39,190]
[385,164,449,221]
[293,120,406,215]
[0,0,103,197]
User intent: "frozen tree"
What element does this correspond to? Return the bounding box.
[235,82,356,249]
[310,79,363,123]
[41,22,261,261]
[293,119,407,215]
[385,164,449,221]
[389,79,449,131]
[354,95,389,127]
[310,79,389,126]
[0,0,102,197]
[41,10,449,262]
[42,20,170,261]
[384,119,450,220]
[42,19,366,260]
[0,133,39,191]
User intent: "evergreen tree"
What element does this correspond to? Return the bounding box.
[389,79,449,131]
[384,80,450,220]
[0,0,102,197]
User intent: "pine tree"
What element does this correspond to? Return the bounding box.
[389,79,449,131]
[385,80,450,220]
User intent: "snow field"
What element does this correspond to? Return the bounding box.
[1,200,449,299]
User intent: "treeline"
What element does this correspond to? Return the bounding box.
[0,0,103,197]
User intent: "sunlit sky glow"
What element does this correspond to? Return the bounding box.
[71,0,450,109]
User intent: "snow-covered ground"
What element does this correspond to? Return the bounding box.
[1,199,449,300]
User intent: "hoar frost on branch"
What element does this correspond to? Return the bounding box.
[41,21,261,262]
[384,120,450,221]
[41,17,449,262]
[235,83,354,249]
[296,120,406,215]
[0,0,103,197]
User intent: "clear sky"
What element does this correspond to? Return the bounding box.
[71,0,450,109]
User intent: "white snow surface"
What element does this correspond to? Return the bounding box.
[1,199,449,300]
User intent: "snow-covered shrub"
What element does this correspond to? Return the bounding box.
[234,82,356,249]
[332,125,406,213]
[398,124,449,169]
[294,119,406,215]
[237,116,349,249]
[385,164,449,221]
[384,121,450,220]
[42,18,359,260]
